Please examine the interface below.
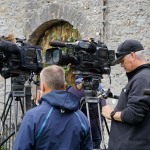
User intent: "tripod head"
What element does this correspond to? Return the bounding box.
[11,74,29,92]
[75,72,102,103]
[73,71,102,97]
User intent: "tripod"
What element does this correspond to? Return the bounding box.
[80,74,109,150]
[0,75,32,148]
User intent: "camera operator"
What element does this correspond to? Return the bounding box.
[66,65,106,149]
[102,39,150,150]
[67,80,106,149]
[13,65,93,150]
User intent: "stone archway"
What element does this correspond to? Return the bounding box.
[23,3,93,45]
[37,21,81,51]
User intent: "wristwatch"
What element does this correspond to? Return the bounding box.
[110,110,116,120]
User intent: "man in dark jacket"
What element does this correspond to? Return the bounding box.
[13,65,93,150]
[102,39,150,150]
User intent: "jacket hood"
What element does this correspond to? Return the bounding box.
[40,90,80,112]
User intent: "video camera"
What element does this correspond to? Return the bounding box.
[45,38,115,75]
[0,39,43,79]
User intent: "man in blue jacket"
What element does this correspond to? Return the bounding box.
[13,65,93,150]
[102,39,150,150]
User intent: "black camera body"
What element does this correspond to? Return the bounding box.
[46,39,115,75]
[0,40,43,78]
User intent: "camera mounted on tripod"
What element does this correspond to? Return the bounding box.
[0,39,43,79]
[45,38,115,76]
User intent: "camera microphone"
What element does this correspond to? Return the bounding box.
[49,40,96,53]
[49,41,66,47]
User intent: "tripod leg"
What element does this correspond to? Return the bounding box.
[13,97,18,136]
[103,117,110,136]
[97,103,107,150]
[1,93,12,119]
[24,85,32,112]
[85,102,93,140]
[1,93,13,127]
[19,97,25,115]
[0,131,15,147]
[86,102,90,122]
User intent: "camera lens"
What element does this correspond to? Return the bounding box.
[53,50,60,63]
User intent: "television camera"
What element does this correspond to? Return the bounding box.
[0,39,43,79]
[0,38,43,147]
[45,39,115,76]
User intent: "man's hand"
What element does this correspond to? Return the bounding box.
[102,105,122,121]
[102,105,113,120]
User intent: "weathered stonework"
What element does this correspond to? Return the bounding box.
[0,0,150,147]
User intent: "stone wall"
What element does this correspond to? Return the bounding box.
[103,0,150,95]
[0,0,150,148]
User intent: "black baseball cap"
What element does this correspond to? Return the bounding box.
[112,40,144,65]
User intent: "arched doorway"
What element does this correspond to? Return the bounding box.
[37,21,81,51]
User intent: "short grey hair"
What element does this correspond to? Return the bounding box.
[135,50,146,61]
[40,65,65,90]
